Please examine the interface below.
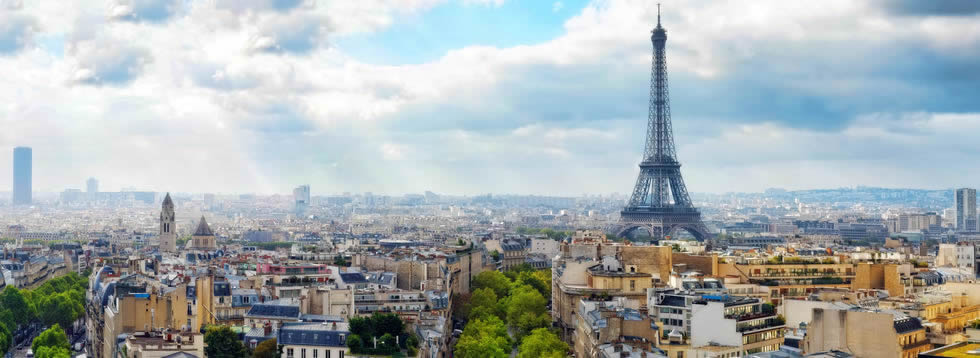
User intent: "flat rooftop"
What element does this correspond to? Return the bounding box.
[920,342,980,358]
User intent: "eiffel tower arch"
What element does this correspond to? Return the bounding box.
[611,8,711,242]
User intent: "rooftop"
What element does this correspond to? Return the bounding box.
[193,216,214,236]
[919,342,980,358]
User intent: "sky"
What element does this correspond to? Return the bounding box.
[1,0,979,196]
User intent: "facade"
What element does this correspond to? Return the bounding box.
[956,188,977,231]
[86,274,193,358]
[500,239,529,270]
[124,332,205,358]
[689,296,785,356]
[160,193,177,252]
[12,146,31,205]
[802,307,930,358]
[573,300,659,358]
[936,243,976,273]
[552,237,671,341]
[278,322,349,358]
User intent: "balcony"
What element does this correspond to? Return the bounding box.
[737,317,786,333]
[726,311,777,322]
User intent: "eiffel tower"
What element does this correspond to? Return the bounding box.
[614,7,710,241]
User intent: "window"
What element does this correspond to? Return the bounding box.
[339,351,343,358]
[301,349,306,358]
[630,280,635,291]
[287,348,294,358]
[326,351,331,358]
[313,349,318,358]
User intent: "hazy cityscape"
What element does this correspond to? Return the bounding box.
[3,1,980,358]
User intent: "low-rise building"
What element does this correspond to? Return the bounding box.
[690,295,785,356]
[278,322,349,358]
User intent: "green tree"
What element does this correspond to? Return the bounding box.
[346,334,364,353]
[39,292,83,333]
[473,271,512,298]
[0,310,16,332]
[517,328,568,358]
[515,270,551,298]
[0,324,11,357]
[34,346,71,358]
[455,317,510,358]
[349,316,373,337]
[372,313,404,337]
[466,288,501,320]
[0,286,33,325]
[489,250,501,261]
[379,333,397,353]
[32,324,70,352]
[504,263,535,281]
[204,325,249,358]
[504,285,550,341]
[253,338,277,358]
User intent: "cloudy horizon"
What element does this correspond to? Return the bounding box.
[1,0,979,196]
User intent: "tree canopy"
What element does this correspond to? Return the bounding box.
[518,328,568,358]
[473,270,512,298]
[32,324,70,353]
[204,325,249,358]
[504,284,551,340]
[455,316,511,358]
[34,346,71,358]
[252,338,277,358]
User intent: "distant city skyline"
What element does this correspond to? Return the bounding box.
[1,1,979,195]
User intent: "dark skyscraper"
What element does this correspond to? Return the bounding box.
[13,147,32,205]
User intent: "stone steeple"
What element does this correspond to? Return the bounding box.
[159,192,177,252]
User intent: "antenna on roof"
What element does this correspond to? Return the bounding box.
[657,3,661,25]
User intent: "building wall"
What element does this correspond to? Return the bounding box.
[280,344,347,358]
[782,299,838,330]
[691,301,740,347]
[116,291,189,332]
[803,309,900,358]
[851,263,904,297]
[620,246,672,282]
[196,276,215,330]
[672,253,718,276]
[530,239,560,257]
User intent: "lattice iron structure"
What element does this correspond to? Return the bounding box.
[615,8,710,241]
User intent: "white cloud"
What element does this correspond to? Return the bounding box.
[0,0,978,195]
[553,2,563,12]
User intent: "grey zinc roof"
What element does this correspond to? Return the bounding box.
[214,282,232,296]
[247,304,301,319]
[340,272,367,283]
[193,216,214,236]
[278,322,350,347]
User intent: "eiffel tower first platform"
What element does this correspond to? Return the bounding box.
[612,8,710,242]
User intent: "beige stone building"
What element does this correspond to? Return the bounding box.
[552,236,671,341]
[189,216,216,250]
[123,331,205,358]
[87,274,194,358]
[573,299,659,358]
[802,307,931,358]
